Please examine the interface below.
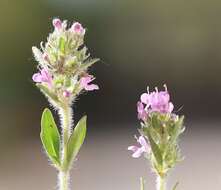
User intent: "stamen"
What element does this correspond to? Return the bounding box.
[163,84,167,91]
[146,86,149,94]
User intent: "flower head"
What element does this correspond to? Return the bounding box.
[32,68,52,87]
[80,75,99,91]
[52,18,62,30]
[70,22,85,35]
[128,136,150,158]
[137,85,174,121]
[129,85,185,185]
[32,18,99,105]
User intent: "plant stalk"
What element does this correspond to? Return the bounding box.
[156,175,166,190]
[58,105,73,190]
[59,171,70,190]
[140,177,144,190]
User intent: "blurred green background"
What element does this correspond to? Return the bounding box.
[0,0,221,189]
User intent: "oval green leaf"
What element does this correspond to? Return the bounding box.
[66,115,87,168]
[40,108,60,166]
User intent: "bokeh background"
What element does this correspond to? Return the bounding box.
[0,0,221,189]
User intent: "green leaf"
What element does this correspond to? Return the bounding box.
[40,108,60,166]
[66,115,87,167]
[145,128,163,167]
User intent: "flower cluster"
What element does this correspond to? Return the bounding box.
[32,18,99,107]
[137,85,174,121]
[128,85,185,190]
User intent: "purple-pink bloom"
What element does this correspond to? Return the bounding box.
[140,93,150,106]
[140,85,174,114]
[137,101,148,121]
[32,68,52,87]
[63,90,71,97]
[80,75,99,91]
[70,22,85,35]
[128,136,150,158]
[53,18,62,30]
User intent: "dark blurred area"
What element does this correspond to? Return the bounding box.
[0,0,221,189]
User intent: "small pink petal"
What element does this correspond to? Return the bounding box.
[137,101,147,121]
[138,136,147,147]
[80,76,92,86]
[128,146,139,152]
[84,84,99,91]
[168,102,174,113]
[41,69,52,86]
[140,93,149,104]
[53,18,62,30]
[71,22,85,35]
[32,68,52,88]
[138,136,150,154]
[80,75,98,91]
[32,73,42,82]
[40,69,49,79]
[137,101,144,112]
[132,148,143,158]
[63,90,71,97]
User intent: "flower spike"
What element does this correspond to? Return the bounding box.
[32,18,99,190]
[128,85,185,190]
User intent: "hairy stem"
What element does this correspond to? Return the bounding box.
[156,175,166,190]
[58,105,73,190]
[59,171,70,190]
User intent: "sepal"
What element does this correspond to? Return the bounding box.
[36,83,59,103]
[144,127,163,170]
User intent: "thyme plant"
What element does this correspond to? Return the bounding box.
[32,18,99,190]
[128,85,185,190]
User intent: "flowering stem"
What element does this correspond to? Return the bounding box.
[32,18,99,190]
[156,175,166,190]
[59,105,73,190]
[140,177,144,190]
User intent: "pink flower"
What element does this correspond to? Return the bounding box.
[137,101,148,121]
[63,90,71,97]
[140,85,174,114]
[128,136,150,158]
[70,22,85,35]
[149,91,174,113]
[53,18,62,30]
[32,68,52,87]
[80,75,99,91]
[140,93,150,106]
